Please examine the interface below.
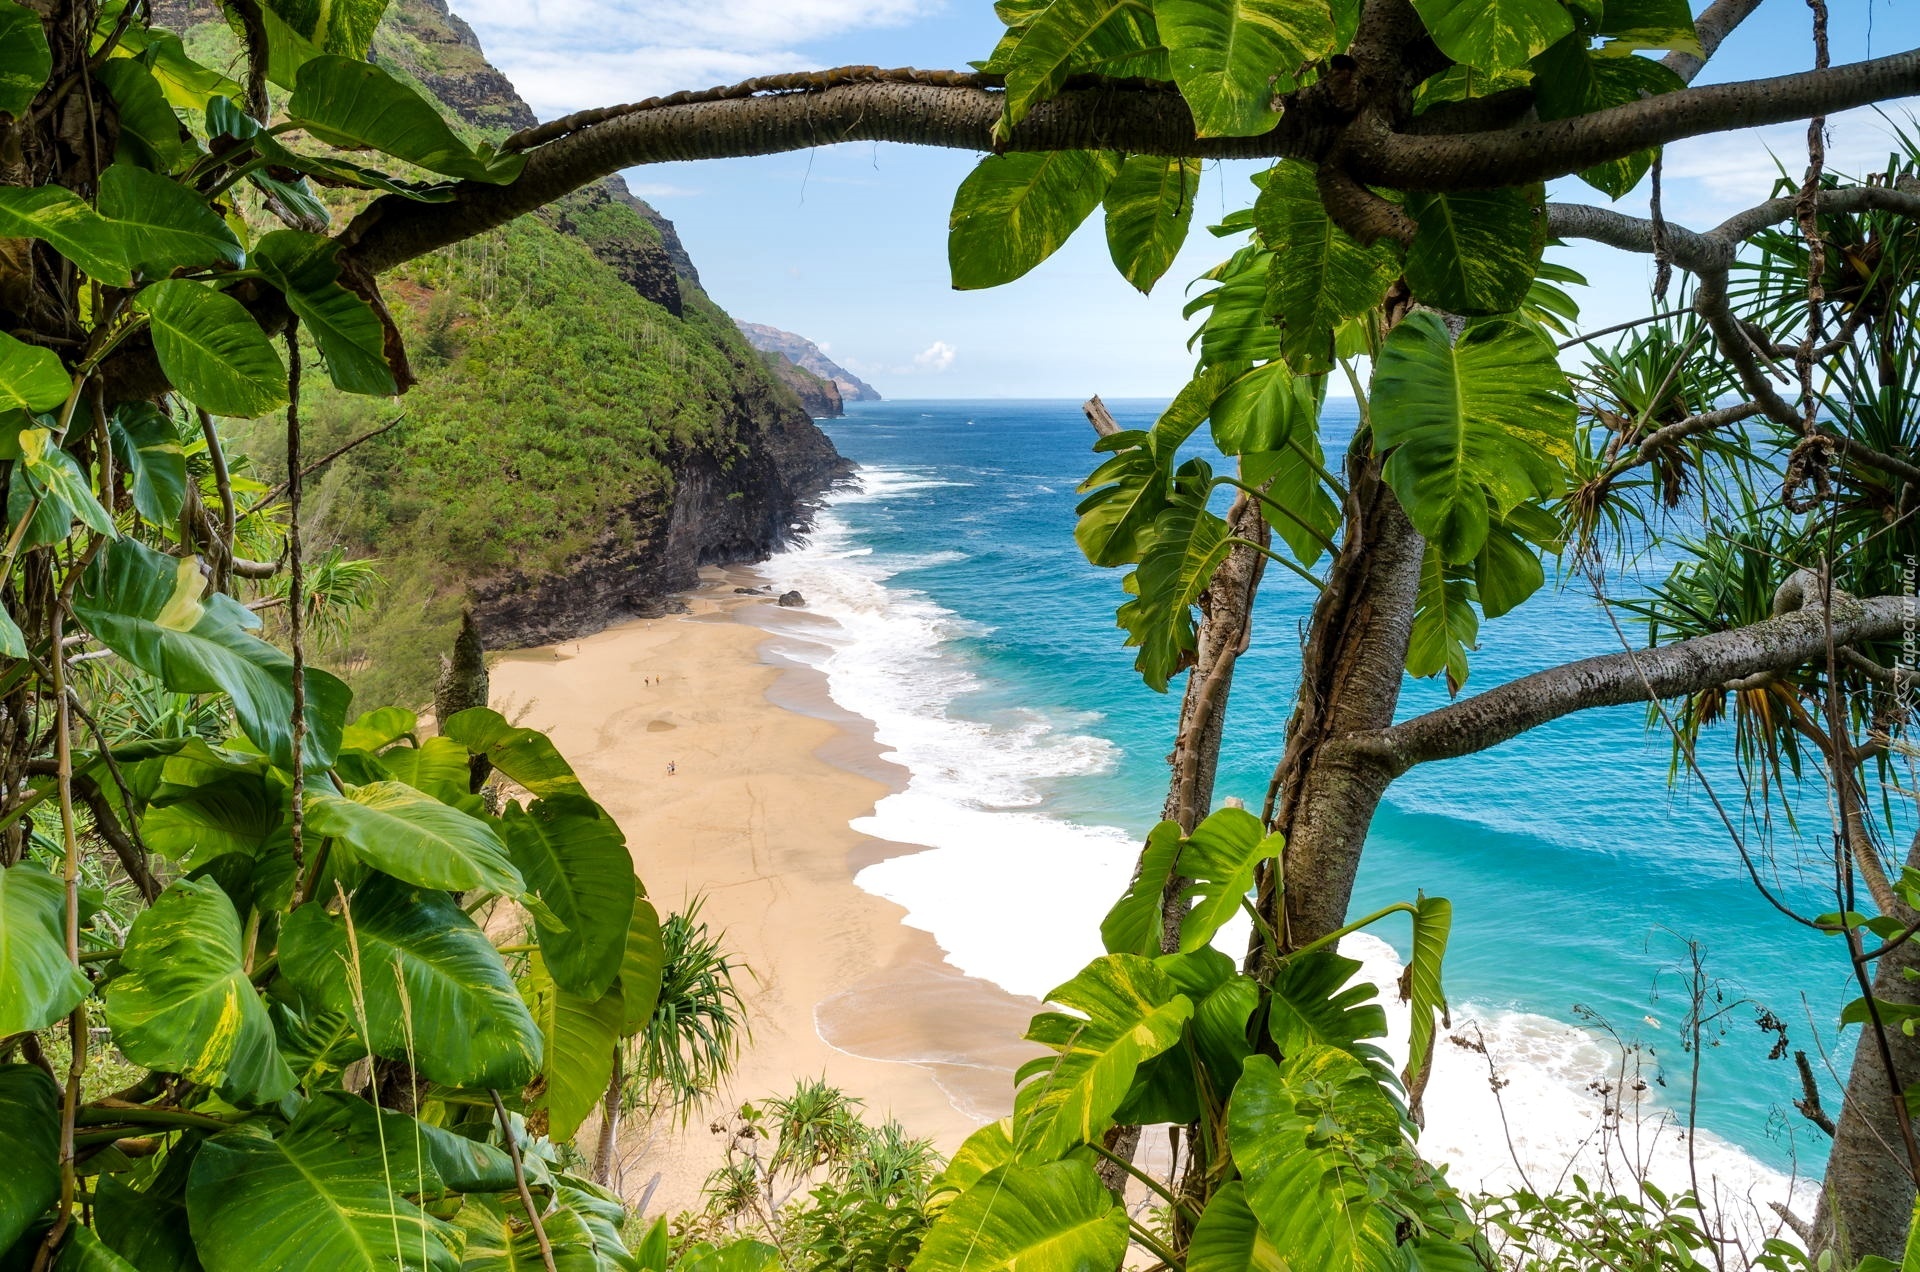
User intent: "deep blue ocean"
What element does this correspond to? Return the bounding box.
[781,397,1864,1179]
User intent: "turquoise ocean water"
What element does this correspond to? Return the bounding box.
[761,397,1863,1192]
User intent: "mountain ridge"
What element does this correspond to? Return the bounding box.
[737,322,883,402]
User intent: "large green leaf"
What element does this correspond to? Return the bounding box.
[49,1224,141,1270]
[305,780,523,896]
[1255,161,1399,374]
[141,772,286,866]
[1187,1182,1286,1272]
[0,0,50,116]
[1369,313,1575,562]
[1099,820,1182,956]
[1116,495,1231,692]
[287,56,524,183]
[95,58,185,173]
[99,164,242,277]
[1241,439,1340,566]
[0,185,132,287]
[94,1171,199,1272]
[103,877,295,1102]
[441,708,585,798]
[73,538,348,771]
[341,705,418,752]
[1074,430,1169,568]
[252,230,397,396]
[523,953,623,1142]
[108,403,189,527]
[1267,950,1392,1079]
[503,795,634,999]
[938,1119,1016,1197]
[1103,154,1199,292]
[1210,358,1316,456]
[280,873,543,1090]
[1407,544,1478,693]
[681,1241,783,1272]
[186,1092,459,1271]
[375,735,471,804]
[1596,0,1699,55]
[1229,1050,1405,1271]
[617,895,665,1035]
[909,1161,1128,1272]
[996,0,1145,135]
[1157,0,1334,136]
[1403,186,1544,315]
[0,1065,59,1252]
[1013,953,1192,1159]
[107,17,245,112]
[455,1194,601,1272]
[1408,0,1571,69]
[1403,894,1452,1095]
[262,0,391,70]
[134,280,287,418]
[0,331,69,412]
[1174,805,1281,952]
[1472,515,1544,620]
[1531,37,1684,198]
[0,861,89,1036]
[1191,245,1279,367]
[1115,947,1254,1125]
[19,427,114,536]
[949,150,1120,289]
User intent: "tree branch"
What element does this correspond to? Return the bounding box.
[1665,0,1769,84]
[1347,595,1910,773]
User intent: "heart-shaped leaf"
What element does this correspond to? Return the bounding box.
[134,280,287,418]
[305,780,523,896]
[0,861,90,1036]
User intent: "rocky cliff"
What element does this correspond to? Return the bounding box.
[737,323,882,402]
[761,352,845,417]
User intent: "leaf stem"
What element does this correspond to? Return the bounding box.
[491,1089,557,1272]
[1284,901,1417,962]
[1088,1143,1200,1221]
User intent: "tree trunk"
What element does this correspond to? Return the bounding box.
[593,1045,624,1188]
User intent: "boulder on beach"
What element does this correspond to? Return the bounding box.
[777,590,806,608]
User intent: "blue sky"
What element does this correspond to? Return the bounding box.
[451,0,1917,399]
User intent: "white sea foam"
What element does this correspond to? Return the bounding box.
[762,468,1817,1251]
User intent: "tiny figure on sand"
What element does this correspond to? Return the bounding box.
[666,761,677,777]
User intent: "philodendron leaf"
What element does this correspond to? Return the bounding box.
[103,877,296,1102]
[1254,160,1399,374]
[442,707,587,798]
[456,1194,602,1272]
[1408,0,1572,70]
[252,0,392,89]
[186,1092,459,1272]
[0,0,50,117]
[280,873,543,1089]
[1013,952,1191,1160]
[523,952,623,1142]
[252,230,398,396]
[73,537,349,771]
[909,1160,1128,1272]
[1403,185,1545,316]
[1074,429,1170,568]
[504,795,636,999]
[1472,515,1545,620]
[1267,949,1392,1080]
[134,280,288,418]
[0,331,70,412]
[1596,0,1699,55]
[0,185,132,287]
[617,895,665,1034]
[288,56,525,183]
[1100,820,1183,955]
[949,150,1121,289]
[1240,437,1340,567]
[1104,154,1200,292]
[108,403,189,526]
[0,862,90,1036]
[1531,37,1684,198]
[306,779,523,896]
[1403,894,1453,1097]
[1408,543,1478,693]
[996,0,1146,135]
[937,1118,1016,1197]
[1370,312,1575,562]
[94,58,186,173]
[99,163,244,277]
[19,427,115,536]
[1156,0,1335,137]
[0,1065,59,1253]
[1210,358,1318,456]
[1175,805,1281,952]
[1116,495,1232,692]
[1187,1182,1287,1272]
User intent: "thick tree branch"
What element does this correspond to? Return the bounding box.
[1346,595,1910,773]
[1665,0,1769,84]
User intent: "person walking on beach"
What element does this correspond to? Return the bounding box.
[666,761,676,777]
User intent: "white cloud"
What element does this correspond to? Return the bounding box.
[912,340,956,372]
[1660,100,1920,221]
[450,0,943,118]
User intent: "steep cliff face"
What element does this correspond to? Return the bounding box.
[737,323,883,402]
[761,352,845,417]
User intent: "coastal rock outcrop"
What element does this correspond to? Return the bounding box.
[760,352,845,417]
[737,323,882,402]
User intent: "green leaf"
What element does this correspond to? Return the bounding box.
[909,1161,1128,1272]
[1187,1182,1287,1272]
[50,1224,140,1271]
[1404,186,1545,315]
[1104,154,1200,292]
[0,331,70,413]
[94,1172,199,1272]
[341,705,417,751]
[99,164,244,277]
[1100,821,1183,956]
[0,0,50,117]
[252,230,398,396]
[134,280,287,418]
[1409,0,1572,69]
[73,538,349,771]
[108,402,189,526]
[1175,806,1281,952]
[141,772,285,865]
[287,56,525,183]
[19,427,115,536]
[441,707,586,798]
[376,735,472,804]
[682,1240,783,1272]
[1267,950,1391,1076]
[617,895,665,1035]
[1596,0,1699,55]
[1116,948,1254,1125]
[1192,245,1280,367]
[95,59,186,173]
[455,1194,602,1272]
[1116,495,1232,692]
[1254,160,1400,374]
[0,861,90,1036]
[503,795,635,999]
[1402,894,1452,1094]
[104,20,245,112]
[949,150,1120,289]
[186,1092,459,1271]
[1532,38,1684,198]
[280,873,543,1090]
[1210,358,1316,456]
[1013,953,1192,1159]
[937,1119,1016,1197]
[1229,1050,1405,1271]
[103,877,295,1102]
[523,952,623,1142]
[1241,440,1340,566]
[1408,544,1478,693]
[0,1065,60,1252]
[1370,312,1575,561]
[997,0,1146,135]
[264,0,391,62]
[1472,515,1545,619]
[1074,430,1169,568]
[0,185,132,287]
[1156,0,1334,136]
[305,780,524,896]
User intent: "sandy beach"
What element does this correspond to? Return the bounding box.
[488,565,1039,1210]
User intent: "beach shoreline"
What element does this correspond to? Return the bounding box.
[488,564,1036,1211]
